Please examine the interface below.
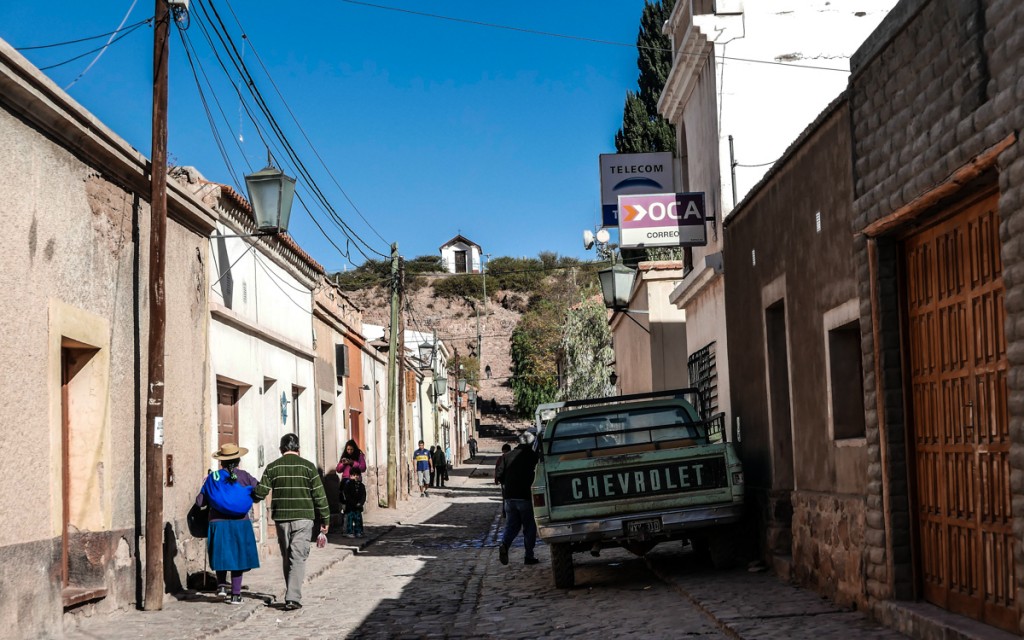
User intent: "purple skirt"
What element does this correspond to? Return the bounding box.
[207,519,260,572]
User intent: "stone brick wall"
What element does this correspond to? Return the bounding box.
[849,0,1024,629]
[791,491,867,610]
[851,0,992,218]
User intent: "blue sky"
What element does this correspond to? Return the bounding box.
[1,1,652,271]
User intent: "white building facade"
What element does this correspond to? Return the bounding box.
[198,180,322,549]
[439,234,482,274]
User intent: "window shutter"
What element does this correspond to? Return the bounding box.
[405,370,417,403]
[336,344,350,380]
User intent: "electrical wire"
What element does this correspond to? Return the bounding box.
[338,0,849,73]
[193,0,390,260]
[184,3,370,262]
[178,26,243,186]
[37,19,151,71]
[182,24,357,269]
[334,259,612,287]
[255,252,320,295]
[14,18,152,50]
[253,253,316,315]
[735,159,778,168]
[221,0,390,247]
[65,0,141,90]
[190,0,373,259]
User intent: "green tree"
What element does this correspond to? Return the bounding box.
[431,274,484,300]
[330,258,390,291]
[615,0,691,269]
[559,298,615,401]
[509,299,563,418]
[614,0,676,155]
[487,256,545,293]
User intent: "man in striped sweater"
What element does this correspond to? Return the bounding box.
[253,433,330,610]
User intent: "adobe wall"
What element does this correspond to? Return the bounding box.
[723,100,865,603]
[0,98,210,637]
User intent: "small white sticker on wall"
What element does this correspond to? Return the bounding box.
[815,211,822,233]
[154,416,164,446]
[751,249,756,266]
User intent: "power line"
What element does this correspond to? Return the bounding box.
[14,18,152,50]
[186,0,381,262]
[338,0,849,73]
[253,253,316,315]
[65,0,142,90]
[182,22,354,264]
[333,260,613,288]
[197,0,390,260]
[178,27,243,185]
[221,0,391,247]
[37,20,151,71]
[736,159,778,168]
[190,0,388,261]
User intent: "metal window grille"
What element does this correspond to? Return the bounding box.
[687,342,718,420]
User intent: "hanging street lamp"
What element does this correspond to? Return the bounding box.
[418,341,434,368]
[244,160,296,234]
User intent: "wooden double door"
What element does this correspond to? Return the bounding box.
[903,191,1015,631]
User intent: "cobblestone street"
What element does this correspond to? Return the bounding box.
[64,441,908,640]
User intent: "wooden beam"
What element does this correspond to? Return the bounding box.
[862,132,1017,238]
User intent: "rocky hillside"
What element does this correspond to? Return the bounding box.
[345,276,526,407]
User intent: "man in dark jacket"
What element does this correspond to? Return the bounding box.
[432,444,447,488]
[496,431,540,566]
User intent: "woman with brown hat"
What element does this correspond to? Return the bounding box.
[195,442,260,604]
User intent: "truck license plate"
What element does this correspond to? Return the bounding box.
[624,517,662,536]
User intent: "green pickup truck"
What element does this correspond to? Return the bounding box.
[531,389,744,588]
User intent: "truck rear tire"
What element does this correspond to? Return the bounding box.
[550,543,575,588]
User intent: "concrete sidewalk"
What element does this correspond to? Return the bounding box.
[63,471,473,640]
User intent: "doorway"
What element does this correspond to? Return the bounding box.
[216,383,239,447]
[903,190,1014,631]
[60,343,106,606]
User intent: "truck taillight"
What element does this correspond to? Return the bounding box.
[533,493,546,508]
[732,471,744,485]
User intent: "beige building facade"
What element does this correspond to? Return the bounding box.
[0,41,213,636]
[610,261,688,395]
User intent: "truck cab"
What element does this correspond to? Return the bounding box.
[531,388,744,588]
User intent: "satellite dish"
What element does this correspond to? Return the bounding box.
[583,229,595,250]
[596,228,611,244]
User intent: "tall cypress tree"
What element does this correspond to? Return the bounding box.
[615,0,676,155]
[615,0,687,266]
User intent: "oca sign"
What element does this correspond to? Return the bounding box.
[618,192,707,248]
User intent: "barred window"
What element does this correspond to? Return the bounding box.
[687,342,718,420]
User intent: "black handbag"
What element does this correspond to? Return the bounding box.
[187,503,209,538]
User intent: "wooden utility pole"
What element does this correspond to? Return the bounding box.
[385,243,400,508]
[453,348,460,457]
[396,257,406,500]
[431,329,440,446]
[144,0,170,611]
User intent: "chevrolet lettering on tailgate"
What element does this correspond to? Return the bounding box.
[550,456,727,507]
